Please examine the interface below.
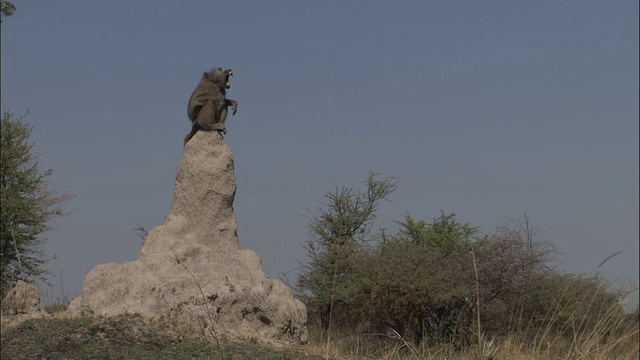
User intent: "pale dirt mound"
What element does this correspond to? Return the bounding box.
[67,131,307,345]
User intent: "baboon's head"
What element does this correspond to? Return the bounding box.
[205,67,233,89]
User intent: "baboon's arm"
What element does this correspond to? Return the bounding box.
[226,99,238,115]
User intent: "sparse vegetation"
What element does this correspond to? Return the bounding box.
[1,314,320,360]
[1,303,635,359]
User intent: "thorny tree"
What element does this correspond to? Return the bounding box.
[1,112,72,298]
[297,172,397,332]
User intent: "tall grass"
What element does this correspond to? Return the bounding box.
[304,279,638,360]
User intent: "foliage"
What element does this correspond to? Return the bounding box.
[297,175,634,354]
[397,211,477,252]
[296,172,397,331]
[356,212,480,345]
[0,112,72,298]
[0,0,15,23]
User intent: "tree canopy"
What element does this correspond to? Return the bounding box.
[1,1,16,23]
[1,112,72,297]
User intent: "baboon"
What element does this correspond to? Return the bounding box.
[185,67,238,145]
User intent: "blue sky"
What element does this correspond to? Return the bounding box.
[2,1,638,308]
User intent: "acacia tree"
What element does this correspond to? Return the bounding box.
[1,112,72,298]
[297,172,397,332]
[358,213,480,344]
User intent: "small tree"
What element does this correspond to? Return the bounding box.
[1,112,72,298]
[297,172,397,332]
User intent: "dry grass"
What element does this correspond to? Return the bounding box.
[299,249,639,360]
[303,321,638,360]
[1,288,637,359]
[302,288,639,360]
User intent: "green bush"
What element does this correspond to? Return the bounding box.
[297,177,633,352]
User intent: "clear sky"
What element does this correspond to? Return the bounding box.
[2,1,638,308]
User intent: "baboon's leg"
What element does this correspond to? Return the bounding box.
[185,100,226,145]
[195,100,217,131]
[208,105,228,133]
[198,99,228,134]
[198,100,226,133]
[186,100,216,145]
